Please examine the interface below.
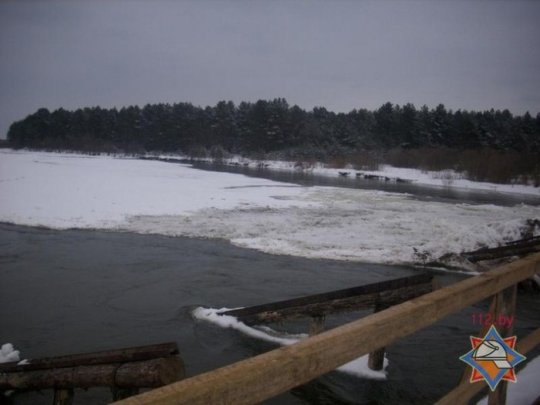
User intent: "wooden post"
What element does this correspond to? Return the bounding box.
[367,347,385,371]
[487,285,516,405]
[112,387,140,401]
[459,284,516,386]
[368,303,388,371]
[437,328,540,404]
[53,388,74,405]
[309,316,325,336]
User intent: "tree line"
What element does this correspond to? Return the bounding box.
[7,99,540,158]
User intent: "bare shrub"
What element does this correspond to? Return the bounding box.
[209,145,229,162]
[294,160,316,170]
[432,169,460,186]
[187,145,208,159]
[457,149,537,185]
[348,150,382,171]
[326,155,349,169]
[381,147,539,186]
[384,147,459,171]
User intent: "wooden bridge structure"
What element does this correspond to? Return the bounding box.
[113,252,540,405]
[222,272,434,371]
[0,342,184,403]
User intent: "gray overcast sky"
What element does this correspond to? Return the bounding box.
[1,0,539,138]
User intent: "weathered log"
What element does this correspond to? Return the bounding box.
[505,234,540,245]
[0,357,184,391]
[463,238,540,263]
[0,342,179,373]
[466,246,540,262]
[223,274,433,325]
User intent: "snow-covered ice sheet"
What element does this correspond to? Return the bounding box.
[192,307,388,379]
[126,189,539,265]
[1,150,538,266]
[0,150,310,229]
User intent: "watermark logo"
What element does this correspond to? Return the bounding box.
[459,325,526,391]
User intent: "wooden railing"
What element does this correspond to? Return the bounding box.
[115,253,540,405]
[222,273,433,325]
[222,273,434,371]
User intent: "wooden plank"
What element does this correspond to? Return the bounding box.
[223,273,433,324]
[436,328,540,405]
[0,357,185,391]
[113,252,540,405]
[0,342,179,373]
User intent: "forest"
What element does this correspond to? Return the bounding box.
[6,99,540,184]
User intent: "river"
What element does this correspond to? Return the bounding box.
[181,158,540,207]
[1,160,539,404]
[1,222,539,404]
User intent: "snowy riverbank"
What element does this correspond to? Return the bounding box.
[1,149,538,267]
[158,153,540,196]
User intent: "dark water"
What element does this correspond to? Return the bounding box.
[150,158,540,207]
[1,224,539,404]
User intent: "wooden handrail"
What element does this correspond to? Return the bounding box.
[114,253,540,405]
